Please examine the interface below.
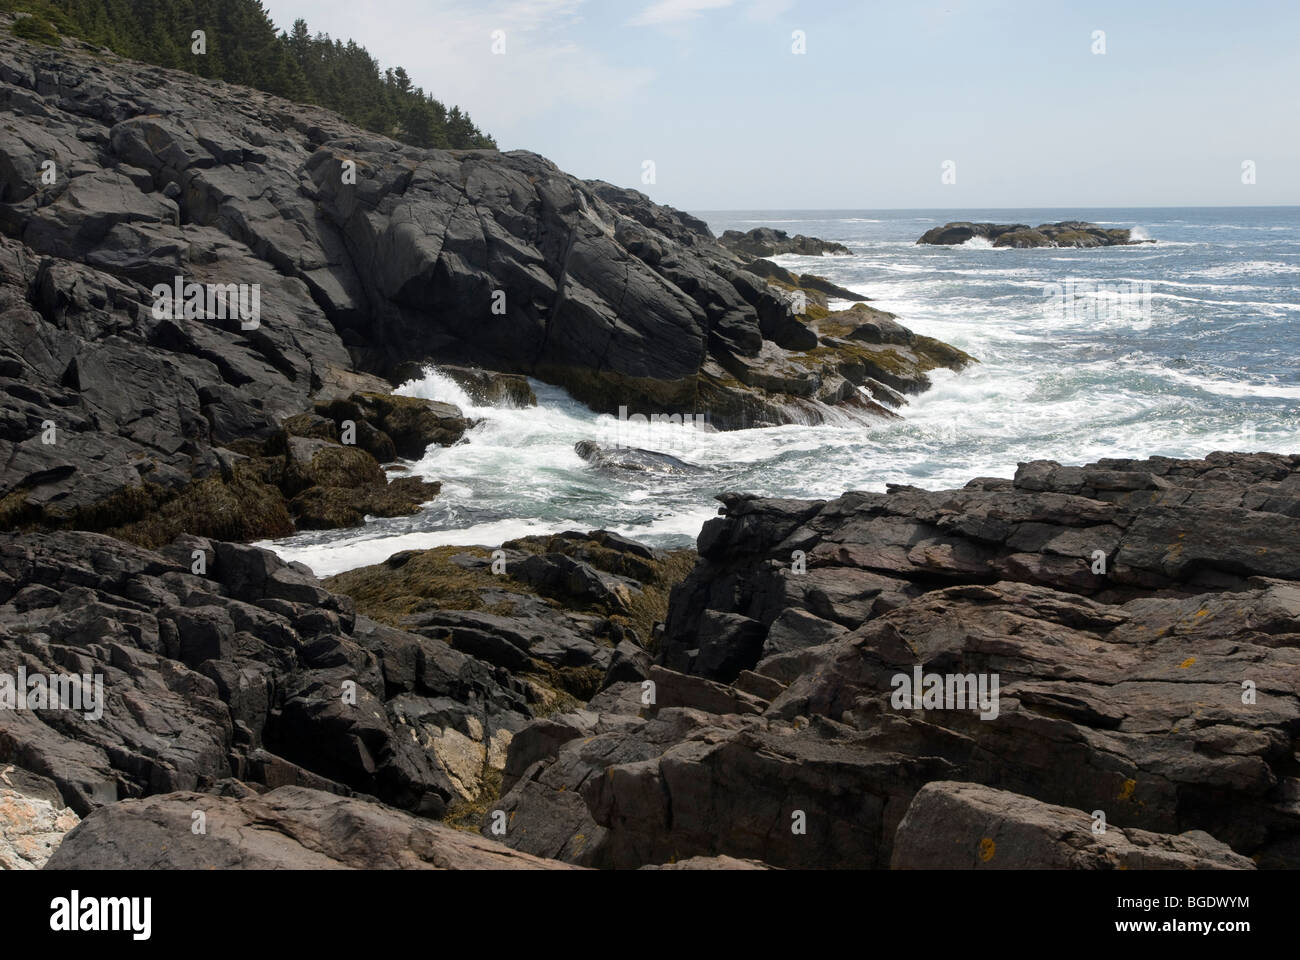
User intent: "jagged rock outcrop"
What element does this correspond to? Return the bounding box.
[324,531,696,710]
[918,221,1152,247]
[486,453,1300,869]
[9,453,1296,868]
[0,518,696,862]
[0,530,541,821]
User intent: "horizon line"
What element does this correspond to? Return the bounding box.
[687,203,1300,213]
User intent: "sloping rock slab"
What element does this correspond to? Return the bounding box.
[45,786,578,869]
[892,781,1255,869]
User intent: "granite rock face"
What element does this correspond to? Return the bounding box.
[0,767,80,869]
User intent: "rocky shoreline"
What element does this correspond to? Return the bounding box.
[7,450,1297,870]
[0,22,971,553]
[0,26,1295,871]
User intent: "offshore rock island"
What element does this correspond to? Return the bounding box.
[918,220,1155,248]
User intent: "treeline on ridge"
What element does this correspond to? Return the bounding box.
[4,0,496,149]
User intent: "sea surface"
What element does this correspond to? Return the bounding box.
[264,207,1300,576]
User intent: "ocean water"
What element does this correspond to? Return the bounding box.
[264,207,1300,576]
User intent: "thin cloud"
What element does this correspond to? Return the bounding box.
[630,0,736,27]
[629,0,792,26]
[266,0,654,130]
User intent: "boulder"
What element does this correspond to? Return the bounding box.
[435,366,537,408]
[574,441,702,475]
[892,782,1255,869]
[0,769,80,869]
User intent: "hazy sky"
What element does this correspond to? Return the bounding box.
[261,0,1300,211]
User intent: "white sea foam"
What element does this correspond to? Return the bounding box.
[1147,368,1300,400]
[260,519,583,578]
[1186,260,1300,279]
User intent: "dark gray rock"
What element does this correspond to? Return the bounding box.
[433,365,537,408]
[796,273,869,302]
[574,440,702,475]
[720,228,851,258]
[0,530,531,820]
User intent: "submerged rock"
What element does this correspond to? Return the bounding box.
[574,440,702,475]
[430,366,537,408]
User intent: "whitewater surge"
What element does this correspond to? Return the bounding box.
[266,207,1300,577]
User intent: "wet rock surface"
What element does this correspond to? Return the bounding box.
[574,440,703,475]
